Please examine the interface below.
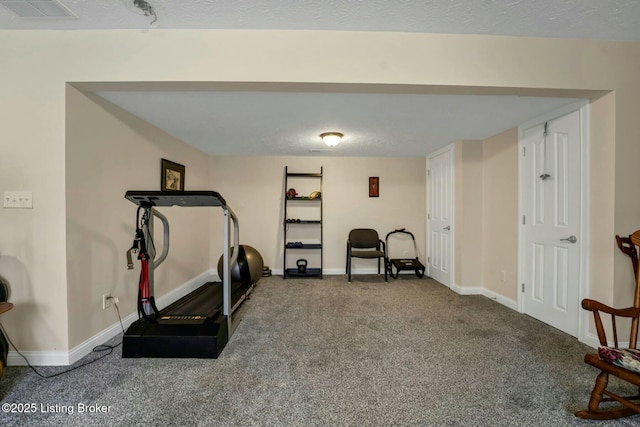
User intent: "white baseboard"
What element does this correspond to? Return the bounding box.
[451,282,483,295]
[580,331,629,350]
[481,288,519,311]
[449,282,518,312]
[7,269,216,367]
[581,332,600,349]
[7,351,70,367]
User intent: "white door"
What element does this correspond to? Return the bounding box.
[427,147,452,287]
[521,110,581,336]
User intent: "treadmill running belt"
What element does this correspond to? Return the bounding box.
[160,282,222,320]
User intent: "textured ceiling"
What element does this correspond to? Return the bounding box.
[6,1,632,156]
[1,0,640,41]
[97,90,581,157]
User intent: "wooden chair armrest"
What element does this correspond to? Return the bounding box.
[582,299,640,317]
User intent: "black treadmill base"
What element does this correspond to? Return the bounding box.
[122,315,228,359]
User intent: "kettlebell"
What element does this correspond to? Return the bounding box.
[297,259,307,273]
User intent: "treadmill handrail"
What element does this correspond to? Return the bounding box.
[151,208,170,269]
[222,206,240,326]
[230,207,239,268]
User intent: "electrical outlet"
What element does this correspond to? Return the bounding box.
[102,293,111,310]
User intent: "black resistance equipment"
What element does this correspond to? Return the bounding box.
[122,190,253,359]
[385,228,426,279]
[128,206,160,321]
[0,276,9,374]
[0,276,8,302]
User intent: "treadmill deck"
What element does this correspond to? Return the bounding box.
[122,282,227,359]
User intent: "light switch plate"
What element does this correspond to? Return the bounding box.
[4,191,33,209]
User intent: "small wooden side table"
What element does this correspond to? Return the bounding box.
[0,302,12,315]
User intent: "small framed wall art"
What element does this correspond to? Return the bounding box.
[369,176,379,197]
[161,159,185,191]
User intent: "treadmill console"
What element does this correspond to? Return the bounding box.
[125,190,227,208]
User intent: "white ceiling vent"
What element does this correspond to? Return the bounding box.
[0,0,76,19]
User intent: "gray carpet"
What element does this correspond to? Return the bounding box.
[1,275,638,426]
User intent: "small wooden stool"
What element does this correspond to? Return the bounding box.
[0,302,13,381]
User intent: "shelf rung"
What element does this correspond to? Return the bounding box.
[286,173,322,177]
[285,243,322,249]
[285,268,322,278]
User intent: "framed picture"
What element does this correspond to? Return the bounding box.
[161,159,185,191]
[369,176,379,197]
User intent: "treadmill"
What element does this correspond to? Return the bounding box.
[122,190,245,359]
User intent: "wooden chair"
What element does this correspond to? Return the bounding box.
[575,230,640,420]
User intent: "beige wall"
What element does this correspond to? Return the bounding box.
[482,129,519,300]
[65,87,212,349]
[453,129,518,301]
[454,141,484,288]
[209,156,425,274]
[589,93,617,305]
[0,29,637,354]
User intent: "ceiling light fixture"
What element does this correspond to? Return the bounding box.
[320,132,343,147]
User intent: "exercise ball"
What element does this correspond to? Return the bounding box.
[217,245,264,285]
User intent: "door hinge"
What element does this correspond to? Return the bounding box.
[522,283,525,293]
[522,146,526,156]
[427,169,431,176]
[428,256,431,264]
[428,213,431,220]
[522,215,526,225]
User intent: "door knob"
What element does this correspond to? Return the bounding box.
[560,235,577,244]
[443,226,450,231]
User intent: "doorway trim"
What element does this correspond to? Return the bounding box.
[517,100,590,342]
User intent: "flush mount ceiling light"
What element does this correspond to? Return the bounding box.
[320,132,343,147]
